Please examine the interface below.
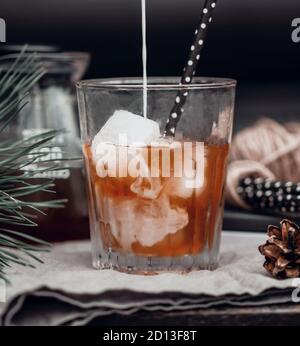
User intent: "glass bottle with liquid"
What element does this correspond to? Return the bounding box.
[0,47,91,241]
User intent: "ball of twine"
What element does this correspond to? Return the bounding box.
[226,118,300,208]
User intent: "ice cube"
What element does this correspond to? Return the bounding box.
[108,194,189,250]
[92,110,160,155]
[91,110,160,178]
[165,142,205,198]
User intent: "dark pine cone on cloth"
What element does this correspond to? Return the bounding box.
[259,219,300,279]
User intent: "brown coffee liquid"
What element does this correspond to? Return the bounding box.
[84,142,229,257]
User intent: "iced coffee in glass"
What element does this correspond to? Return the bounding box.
[77,77,236,273]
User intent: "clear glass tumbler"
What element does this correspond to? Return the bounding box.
[77,77,236,273]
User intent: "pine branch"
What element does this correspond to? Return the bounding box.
[0,46,67,282]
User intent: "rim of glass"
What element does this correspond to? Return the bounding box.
[77,77,236,90]
[0,52,91,75]
[0,51,89,60]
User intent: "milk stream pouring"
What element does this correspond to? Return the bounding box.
[141,0,148,118]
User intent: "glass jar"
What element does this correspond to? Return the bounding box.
[0,50,91,241]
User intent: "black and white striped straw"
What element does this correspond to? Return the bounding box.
[164,0,218,137]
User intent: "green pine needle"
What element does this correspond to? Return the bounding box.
[0,46,68,283]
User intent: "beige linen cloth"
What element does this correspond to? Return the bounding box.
[0,232,298,326]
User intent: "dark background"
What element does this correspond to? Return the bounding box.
[1,0,300,231]
[1,0,300,131]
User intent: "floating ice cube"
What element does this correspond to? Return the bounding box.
[92,110,160,155]
[91,110,160,177]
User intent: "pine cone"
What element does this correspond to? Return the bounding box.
[259,219,300,279]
